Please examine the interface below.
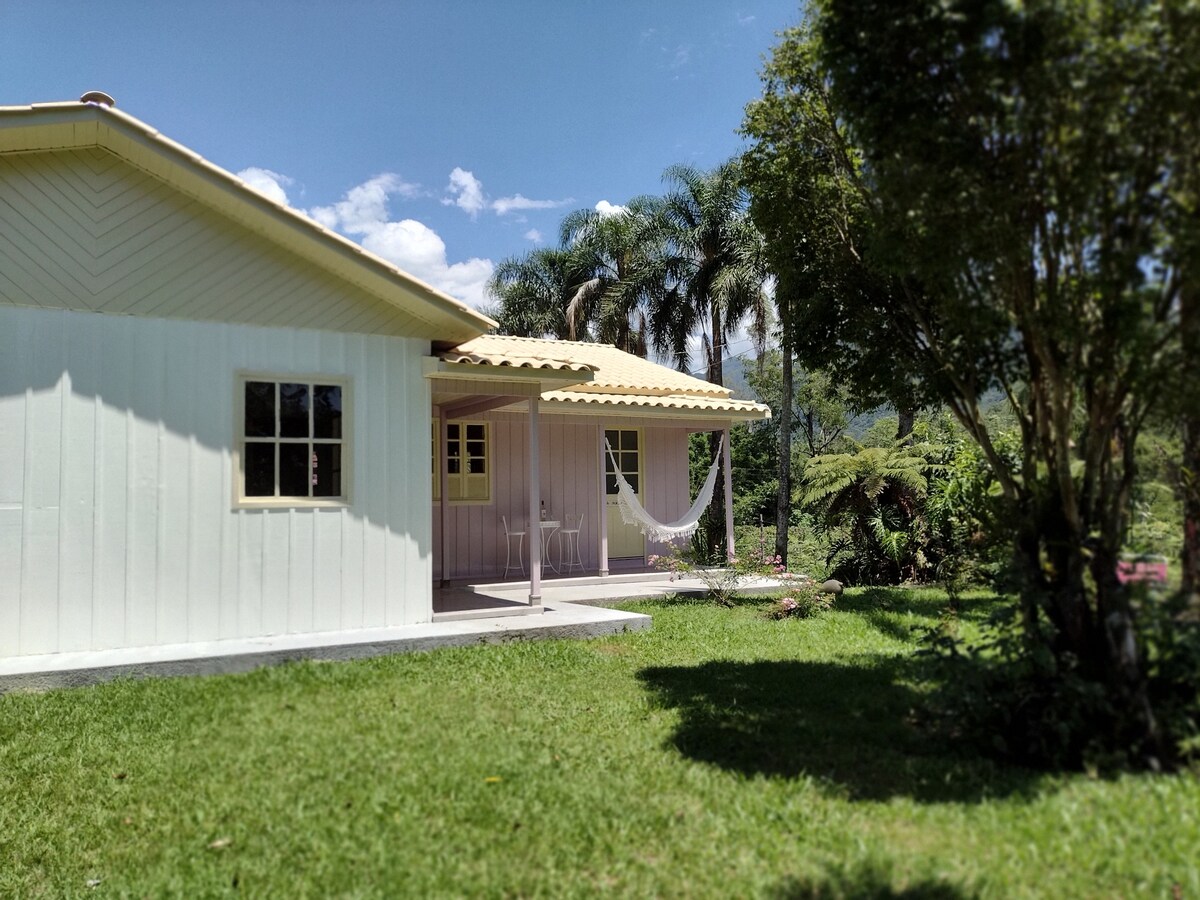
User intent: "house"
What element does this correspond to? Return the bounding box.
[0,95,769,679]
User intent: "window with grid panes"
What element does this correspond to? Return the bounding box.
[432,420,490,502]
[239,378,346,504]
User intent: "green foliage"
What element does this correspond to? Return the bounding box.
[801,443,934,584]
[650,539,788,607]
[744,0,1197,764]
[767,581,835,620]
[920,590,1200,771]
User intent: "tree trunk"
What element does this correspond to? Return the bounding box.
[1182,282,1199,600]
[775,331,794,568]
[707,303,727,559]
[896,405,915,444]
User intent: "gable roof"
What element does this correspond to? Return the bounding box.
[0,97,495,342]
[440,334,770,420]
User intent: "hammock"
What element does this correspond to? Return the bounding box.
[604,436,724,542]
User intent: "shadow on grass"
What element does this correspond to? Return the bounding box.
[772,859,976,899]
[638,655,1038,804]
[838,588,997,645]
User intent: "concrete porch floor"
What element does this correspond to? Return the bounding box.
[433,569,785,619]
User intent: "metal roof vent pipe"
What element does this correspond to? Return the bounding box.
[79,91,115,107]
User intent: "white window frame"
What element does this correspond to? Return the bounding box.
[432,418,492,504]
[234,372,352,509]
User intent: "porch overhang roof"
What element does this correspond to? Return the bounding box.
[432,335,770,422]
[538,390,770,421]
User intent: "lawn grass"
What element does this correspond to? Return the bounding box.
[2,588,1197,897]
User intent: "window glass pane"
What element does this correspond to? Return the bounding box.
[605,474,618,495]
[279,383,310,438]
[313,385,342,439]
[468,457,485,474]
[604,452,615,474]
[447,440,460,459]
[245,382,275,437]
[467,440,485,458]
[447,458,461,475]
[621,452,638,473]
[447,423,460,440]
[312,443,342,497]
[466,424,485,440]
[244,443,275,496]
[279,443,310,496]
[620,431,638,451]
[605,429,619,448]
[625,474,639,494]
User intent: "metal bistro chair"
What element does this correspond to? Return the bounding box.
[559,513,585,575]
[501,516,526,578]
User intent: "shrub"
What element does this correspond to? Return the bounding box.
[917,590,1200,771]
[651,541,788,607]
[767,582,834,620]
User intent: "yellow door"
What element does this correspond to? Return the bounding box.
[605,428,645,559]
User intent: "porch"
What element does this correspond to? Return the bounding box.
[427,335,771,611]
[432,569,787,621]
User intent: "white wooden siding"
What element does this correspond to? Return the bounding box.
[0,306,431,660]
[0,147,439,338]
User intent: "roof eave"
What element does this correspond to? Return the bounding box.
[0,102,495,342]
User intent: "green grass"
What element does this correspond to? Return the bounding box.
[2,589,1197,898]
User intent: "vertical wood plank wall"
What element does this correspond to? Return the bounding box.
[0,306,431,660]
[432,412,691,580]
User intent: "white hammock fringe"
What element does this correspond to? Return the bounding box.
[605,436,723,542]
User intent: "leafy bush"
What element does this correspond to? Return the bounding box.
[767,582,834,620]
[918,590,1200,771]
[651,541,789,607]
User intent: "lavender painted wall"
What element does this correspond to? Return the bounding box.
[432,410,695,580]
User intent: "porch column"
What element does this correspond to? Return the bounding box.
[528,397,542,604]
[439,411,450,588]
[598,424,609,577]
[723,425,735,559]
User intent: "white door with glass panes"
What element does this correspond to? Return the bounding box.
[605,428,645,558]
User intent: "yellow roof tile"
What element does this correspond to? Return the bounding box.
[445,335,734,397]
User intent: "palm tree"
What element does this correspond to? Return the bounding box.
[645,160,770,556]
[649,160,770,384]
[558,200,663,355]
[486,247,582,340]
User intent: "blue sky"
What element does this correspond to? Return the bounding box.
[2,1,800,309]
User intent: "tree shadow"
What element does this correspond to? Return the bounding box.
[638,655,1040,804]
[772,859,976,899]
[838,588,997,645]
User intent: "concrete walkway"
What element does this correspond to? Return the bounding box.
[0,600,651,693]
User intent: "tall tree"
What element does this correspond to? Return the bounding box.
[487,247,583,340]
[650,161,770,385]
[559,201,663,356]
[745,2,1193,763]
[645,161,771,556]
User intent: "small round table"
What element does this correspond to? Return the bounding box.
[537,520,560,576]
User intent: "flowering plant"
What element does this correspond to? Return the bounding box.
[650,542,793,607]
[767,582,834,619]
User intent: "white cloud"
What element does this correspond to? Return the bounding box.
[737,14,756,25]
[310,173,419,235]
[595,200,627,218]
[524,229,544,244]
[237,167,293,206]
[443,167,486,217]
[314,174,493,308]
[491,193,572,216]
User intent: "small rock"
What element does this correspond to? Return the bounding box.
[819,579,844,595]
